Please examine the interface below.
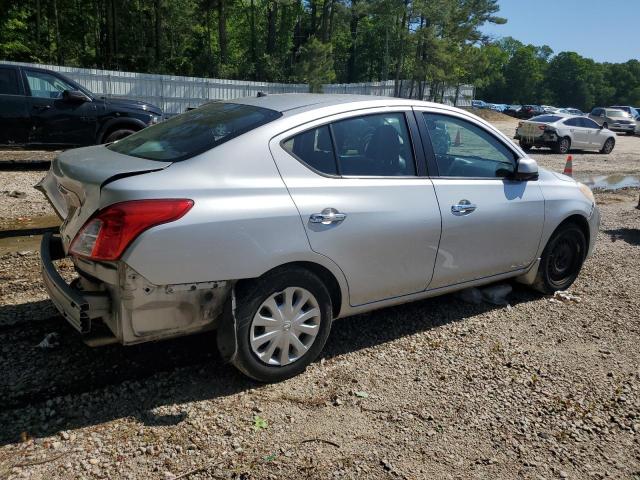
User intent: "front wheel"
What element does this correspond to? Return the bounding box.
[104,128,136,143]
[533,223,587,294]
[600,137,615,154]
[230,267,333,382]
[553,136,571,154]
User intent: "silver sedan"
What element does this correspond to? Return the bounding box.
[38,94,599,382]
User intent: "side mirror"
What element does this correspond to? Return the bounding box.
[514,157,538,181]
[62,90,90,102]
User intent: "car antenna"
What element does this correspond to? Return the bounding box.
[257,91,268,97]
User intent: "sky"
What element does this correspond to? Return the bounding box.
[480,0,639,63]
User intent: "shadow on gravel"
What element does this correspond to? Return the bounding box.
[605,228,640,246]
[0,284,540,445]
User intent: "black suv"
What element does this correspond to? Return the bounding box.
[0,64,163,148]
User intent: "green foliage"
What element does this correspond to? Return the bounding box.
[0,0,636,107]
[252,415,268,431]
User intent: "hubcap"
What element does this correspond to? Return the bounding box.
[250,287,321,366]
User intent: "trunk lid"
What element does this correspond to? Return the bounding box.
[36,145,171,251]
[519,121,548,141]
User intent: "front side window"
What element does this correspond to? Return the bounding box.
[282,125,338,175]
[423,113,516,178]
[330,113,416,176]
[25,70,74,99]
[109,102,281,161]
[0,69,20,95]
[532,115,561,123]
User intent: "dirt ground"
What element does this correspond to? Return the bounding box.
[0,118,639,479]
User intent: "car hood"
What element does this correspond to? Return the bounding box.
[103,97,162,115]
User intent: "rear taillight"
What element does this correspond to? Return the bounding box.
[538,125,546,131]
[70,199,194,261]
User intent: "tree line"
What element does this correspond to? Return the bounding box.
[0,0,638,110]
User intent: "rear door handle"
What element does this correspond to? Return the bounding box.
[451,201,477,216]
[33,104,51,111]
[310,208,347,224]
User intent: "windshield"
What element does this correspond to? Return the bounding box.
[606,110,627,117]
[108,102,282,161]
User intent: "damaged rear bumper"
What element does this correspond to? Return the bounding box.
[40,233,232,345]
[40,233,110,333]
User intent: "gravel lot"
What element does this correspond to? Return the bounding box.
[0,118,639,479]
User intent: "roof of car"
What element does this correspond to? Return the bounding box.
[229,93,417,113]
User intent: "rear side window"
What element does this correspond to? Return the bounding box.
[282,125,338,175]
[108,102,282,161]
[0,68,20,95]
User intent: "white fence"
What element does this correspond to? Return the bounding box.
[1,61,474,114]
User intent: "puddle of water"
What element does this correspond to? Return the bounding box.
[0,214,61,231]
[0,234,42,256]
[580,174,640,191]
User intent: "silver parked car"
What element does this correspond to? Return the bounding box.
[516,114,616,154]
[37,94,600,382]
[588,107,636,135]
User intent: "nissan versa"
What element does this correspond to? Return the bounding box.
[37,94,599,382]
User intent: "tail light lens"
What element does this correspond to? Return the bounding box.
[538,125,546,130]
[70,199,194,261]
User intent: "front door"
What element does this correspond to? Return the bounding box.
[0,66,30,145]
[416,109,545,289]
[270,108,442,306]
[23,69,97,147]
[563,117,587,148]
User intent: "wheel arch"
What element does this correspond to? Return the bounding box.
[549,214,590,253]
[97,118,146,144]
[236,261,345,319]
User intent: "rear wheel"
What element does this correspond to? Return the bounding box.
[230,266,333,382]
[533,223,586,294]
[519,140,533,152]
[104,128,136,144]
[553,136,571,154]
[600,137,615,154]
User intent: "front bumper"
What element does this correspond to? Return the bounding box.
[609,124,635,132]
[40,233,110,333]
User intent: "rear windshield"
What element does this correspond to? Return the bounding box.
[108,102,282,161]
[529,115,561,123]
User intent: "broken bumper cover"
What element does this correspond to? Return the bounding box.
[40,233,110,333]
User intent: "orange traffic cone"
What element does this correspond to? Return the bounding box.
[454,129,462,146]
[563,155,573,177]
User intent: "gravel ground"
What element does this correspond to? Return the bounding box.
[0,122,639,479]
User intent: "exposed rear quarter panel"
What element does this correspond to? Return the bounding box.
[102,127,346,289]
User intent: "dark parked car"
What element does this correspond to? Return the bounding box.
[504,105,522,117]
[0,64,163,148]
[517,105,545,119]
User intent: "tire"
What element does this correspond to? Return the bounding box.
[626,131,635,136]
[553,136,571,154]
[519,140,533,152]
[532,223,587,294]
[600,137,615,154]
[229,266,333,382]
[104,128,136,143]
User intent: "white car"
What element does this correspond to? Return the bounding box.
[516,114,616,154]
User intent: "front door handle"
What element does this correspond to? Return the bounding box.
[310,208,347,224]
[32,104,51,111]
[451,200,477,216]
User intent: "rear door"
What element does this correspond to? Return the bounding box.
[270,107,442,306]
[22,68,97,146]
[415,108,545,289]
[0,65,30,145]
